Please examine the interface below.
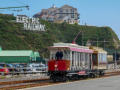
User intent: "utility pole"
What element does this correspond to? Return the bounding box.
[97,37,98,48]
[114,49,117,69]
[82,30,83,45]
[104,39,105,50]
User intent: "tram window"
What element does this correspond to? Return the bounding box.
[83,53,85,61]
[81,53,83,61]
[101,53,102,62]
[77,52,78,66]
[79,53,81,66]
[63,50,69,60]
[85,53,89,66]
[77,52,80,66]
[80,53,82,66]
[50,54,55,60]
[86,53,89,65]
[85,53,87,65]
[72,51,74,66]
[104,54,106,62]
[102,54,107,62]
[65,50,68,59]
[101,53,103,62]
[81,53,85,66]
[100,53,105,62]
[74,52,76,66]
[75,52,77,66]
[98,54,100,62]
[81,53,83,65]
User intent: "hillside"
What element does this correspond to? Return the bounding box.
[0,14,119,57]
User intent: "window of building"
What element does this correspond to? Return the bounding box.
[71,14,74,18]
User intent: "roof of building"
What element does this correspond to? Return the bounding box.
[34,52,40,57]
[61,5,73,9]
[0,50,33,56]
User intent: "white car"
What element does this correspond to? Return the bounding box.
[27,63,47,73]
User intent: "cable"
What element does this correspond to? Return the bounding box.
[14,0,27,6]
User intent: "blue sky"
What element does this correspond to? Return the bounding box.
[0,0,120,39]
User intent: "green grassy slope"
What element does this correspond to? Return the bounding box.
[0,14,119,57]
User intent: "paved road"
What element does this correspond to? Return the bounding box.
[26,75,120,90]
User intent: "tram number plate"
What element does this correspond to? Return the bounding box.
[78,71,86,75]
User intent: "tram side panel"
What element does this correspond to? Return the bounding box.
[70,52,91,71]
[92,53,107,70]
[68,51,93,77]
[97,53,107,70]
[48,60,70,71]
[91,48,107,76]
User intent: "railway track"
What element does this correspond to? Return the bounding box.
[0,71,120,90]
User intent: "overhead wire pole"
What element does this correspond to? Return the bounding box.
[114,49,117,69]
[81,27,83,46]
[104,39,105,50]
[0,1,30,16]
[0,6,29,10]
[0,0,30,12]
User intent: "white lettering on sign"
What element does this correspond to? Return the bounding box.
[16,16,46,31]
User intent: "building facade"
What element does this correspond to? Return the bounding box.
[34,5,80,24]
[0,47,44,63]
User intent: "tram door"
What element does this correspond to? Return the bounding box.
[92,53,98,68]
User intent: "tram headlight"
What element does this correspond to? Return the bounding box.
[54,64,58,68]
[67,68,70,70]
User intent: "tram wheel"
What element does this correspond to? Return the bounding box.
[89,73,95,78]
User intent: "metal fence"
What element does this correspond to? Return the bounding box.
[0,67,49,80]
[107,64,120,70]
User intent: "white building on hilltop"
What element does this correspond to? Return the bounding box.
[34,5,80,24]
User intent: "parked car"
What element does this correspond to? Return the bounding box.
[0,66,9,75]
[26,63,48,73]
[19,64,28,72]
[12,64,32,73]
[6,64,20,74]
[39,64,48,71]
[10,64,25,74]
[0,63,17,74]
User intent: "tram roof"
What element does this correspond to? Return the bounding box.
[89,46,107,54]
[49,43,93,53]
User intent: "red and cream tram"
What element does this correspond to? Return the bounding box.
[48,43,107,82]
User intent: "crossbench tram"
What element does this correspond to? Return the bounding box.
[48,43,107,82]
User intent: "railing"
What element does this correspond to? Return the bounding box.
[107,64,120,70]
[0,67,48,76]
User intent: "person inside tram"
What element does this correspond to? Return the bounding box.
[55,49,63,60]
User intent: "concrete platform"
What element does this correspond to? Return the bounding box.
[25,75,120,90]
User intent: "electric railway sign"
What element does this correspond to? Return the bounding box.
[16,15,46,31]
